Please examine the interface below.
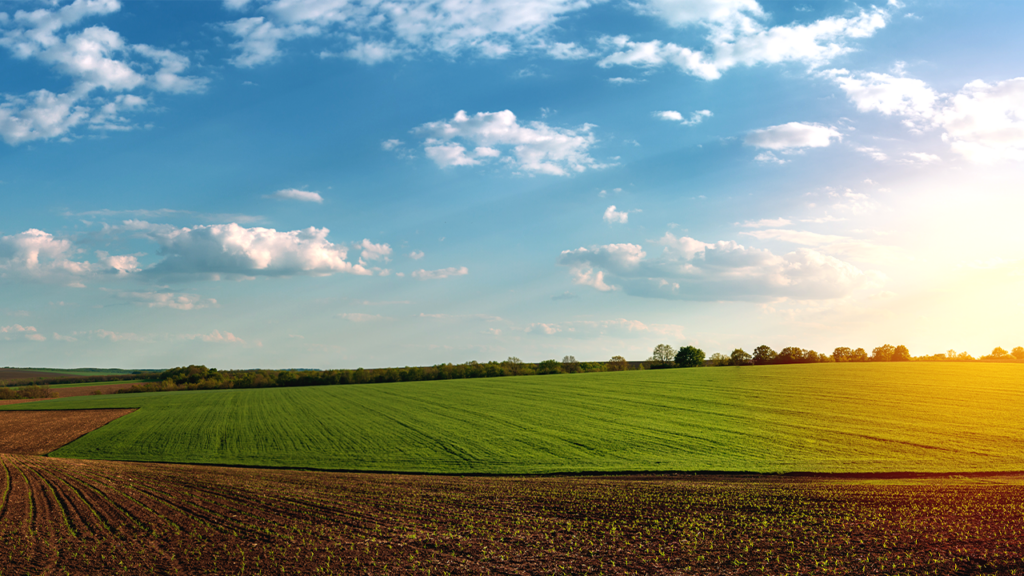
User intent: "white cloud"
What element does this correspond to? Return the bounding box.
[739,218,791,228]
[607,77,639,84]
[124,220,371,277]
[381,139,404,150]
[603,205,630,224]
[740,228,847,246]
[558,232,881,301]
[547,42,591,60]
[356,239,391,262]
[409,250,425,260]
[224,0,596,67]
[822,69,938,129]
[599,5,889,80]
[904,152,940,163]
[115,291,217,310]
[754,151,787,164]
[94,329,146,342]
[856,146,888,161]
[827,71,1024,164]
[745,122,841,150]
[940,78,1024,164]
[270,188,323,203]
[414,110,606,176]
[526,322,562,335]
[412,266,468,279]
[0,229,130,280]
[0,324,45,341]
[655,109,712,125]
[0,0,206,145]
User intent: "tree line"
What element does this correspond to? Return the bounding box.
[0,373,148,388]
[647,344,1024,367]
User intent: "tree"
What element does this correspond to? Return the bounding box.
[957,351,975,361]
[805,350,821,363]
[607,356,628,371]
[832,347,853,362]
[561,355,579,373]
[1013,347,1024,360]
[730,348,752,366]
[752,345,777,365]
[650,344,677,367]
[892,345,911,361]
[503,356,524,375]
[851,348,869,362]
[675,346,705,368]
[537,360,562,374]
[708,352,729,366]
[991,347,1010,358]
[947,349,957,360]
[871,344,895,362]
[776,347,805,364]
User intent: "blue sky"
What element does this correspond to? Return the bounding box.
[2,0,1022,369]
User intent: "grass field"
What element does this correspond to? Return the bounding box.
[2,363,1022,474]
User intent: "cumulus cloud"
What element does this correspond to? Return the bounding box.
[356,239,391,262]
[603,205,630,224]
[0,229,134,280]
[224,0,596,67]
[655,109,712,125]
[745,122,841,150]
[409,250,424,260]
[598,4,889,80]
[856,146,888,161]
[826,71,1024,164]
[0,0,206,145]
[526,318,686,340]
[270,188,323,203]
[123,220,371,277]
[413,110,606,176]
[412,266,468,279]
[115,291,217,310]
[558,232,881,301]
[0,324,45,341]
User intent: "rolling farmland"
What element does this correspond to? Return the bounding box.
[3,363,1022,474]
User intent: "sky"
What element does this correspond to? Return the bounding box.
[1,0,1022,369]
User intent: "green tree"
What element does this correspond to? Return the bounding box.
[537,359,562,374]
[776,347,805,364]
[730,348,752,366]
[871,344,895,362]
[675,346,706,368]
[851,348,869,362]
[650,344,677,367]
[892,345,911,361]
[1012,346,1024,360]
[752,345,777,365]
[503,356,524,375]
[708,352,729,366]
[832,347,853,362]
[607,356,628,371]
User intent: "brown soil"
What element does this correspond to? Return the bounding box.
[0,409,135,455]
[0,459,1021,575]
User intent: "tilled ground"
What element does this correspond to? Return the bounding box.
[0,456,1022,575]
[0,410,135,455]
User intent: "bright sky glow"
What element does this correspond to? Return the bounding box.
[1,0,1022,368]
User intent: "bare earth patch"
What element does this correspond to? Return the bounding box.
[52,381,140,397]
[0,409,135,455]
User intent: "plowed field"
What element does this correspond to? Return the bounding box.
[0,409,135,455]
[1,456,1022,575]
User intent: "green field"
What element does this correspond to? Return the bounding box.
[3,363,1022,474]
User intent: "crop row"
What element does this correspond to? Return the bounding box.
[1,455,1023,574]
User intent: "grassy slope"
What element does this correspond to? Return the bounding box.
[2,363,1022,474]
